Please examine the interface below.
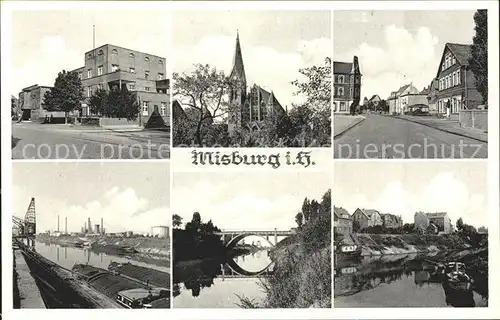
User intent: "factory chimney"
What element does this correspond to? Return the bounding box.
[57,215,60,232]
[88,217,92,233]
[65,217,67,234]
[101,217,104,234]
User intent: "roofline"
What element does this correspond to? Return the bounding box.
[85,43,166,60]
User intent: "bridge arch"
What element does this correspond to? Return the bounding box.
[225,258,273,277]
[225,233,275,249]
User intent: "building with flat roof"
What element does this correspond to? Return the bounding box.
[71,44,170,126]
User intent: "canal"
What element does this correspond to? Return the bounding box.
[34,241,169,273]
[334,254,488,308]
[173,249,273,308]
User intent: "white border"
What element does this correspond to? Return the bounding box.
[1,1,499,319]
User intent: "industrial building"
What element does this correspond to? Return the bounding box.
[151,225,169,238]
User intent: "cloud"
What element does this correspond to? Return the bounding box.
[174,34,330,108]
[335,171,487,228]
[336,25,439,99]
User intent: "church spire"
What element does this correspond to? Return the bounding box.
[230,30,246,83]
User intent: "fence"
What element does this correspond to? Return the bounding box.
[459,109,488,132]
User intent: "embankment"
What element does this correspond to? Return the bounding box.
[352,233,474,256]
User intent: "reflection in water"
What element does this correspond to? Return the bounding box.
[35,242,168,273]
[173,250,273,308]
[334,255,488,308]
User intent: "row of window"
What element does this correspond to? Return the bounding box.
[439,69,461,91]
[333,101,349,112]
[334,74,361,84]
[334,86,359,97]
[142,101,168,116]
[86,84,167,96]
[87,49,163,65]
[79,67,164,80]
[437,96,462,114]
[441,53,456,71]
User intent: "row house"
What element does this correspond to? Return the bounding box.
[333,56,362,114]
[334,207,353,237]
[71,44,170,125]
[387,83,427,114]
[433,43,483,115]
[352,208,382,230]
[381,213,403,229]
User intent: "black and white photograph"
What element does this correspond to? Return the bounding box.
[172,172,331,308]
[172,11,331,148]
[10,11,171,160]
[333,10,488,159]
[12,162,171,308]
[333,161,488,307]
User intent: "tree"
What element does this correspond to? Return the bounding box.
[172,214,183,228]
[89,88,108,116]
[353,220,360,233]
[456,218,464,232]
[43,70,84,123]
[295,212,303,228]
[301,198,311,223]
[173,64,235,145]
[88,87,139,120]
[469,9,488,104]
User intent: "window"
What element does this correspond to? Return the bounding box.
[452,56,456,65]
[158,73,164,80]
[337,87,344,96]
[338,75,344,84]
[129,84,135,90]
[129,53,135,59]
[129,67,135,74]
[145,56,150,62]
[145,87,150,92]
[350,75,354,84]
[160,102,166,116]
[339,101,346,111]
[456,69,460,84]
[145,71,150,80]
[87,69,92,78]
[98,50,103,56]
[142,101,149,116]
[158,60,163,65]
[87,86,92,97]
[78,72,82,80]
[111,64,119,72]
[87,53,92,60]
[350,87,353,97]
[97,65,103,76]
[111,49,118,55]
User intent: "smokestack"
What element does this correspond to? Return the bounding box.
[65,217,67,234]
[88,217,92,233]
[57,215,60,232]
[101,217,103,234]
[84,221,87,233]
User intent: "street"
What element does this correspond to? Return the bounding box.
[334,114,487,159]
[12,122,170,159]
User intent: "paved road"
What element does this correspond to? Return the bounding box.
[334,114,487,159]
[12,124,170,159]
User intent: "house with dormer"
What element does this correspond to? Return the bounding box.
[434,43,483,115]
[352,208,383,230]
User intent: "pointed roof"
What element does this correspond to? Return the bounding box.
[436,43,472,77]
[230,31,246,82]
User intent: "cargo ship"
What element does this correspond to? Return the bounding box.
[72,264,170,308]
[108,261,170,289]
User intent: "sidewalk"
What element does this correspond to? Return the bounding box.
[14,250,46,308]
[334,115,366,138]
[392,115,488,143]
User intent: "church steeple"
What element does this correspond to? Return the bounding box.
[230,30,246,83]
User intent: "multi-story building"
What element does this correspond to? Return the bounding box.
[71,44,170,125]
[334,207,353,237]
[352,208,382,230]
[227,32,286,133]
[414,211,453,234]
[367,94,381,110]
[388,83,427,114]
[381,213,403,229]
[434,43,483,115]
[17,84,54,121]
[333,56,361,114]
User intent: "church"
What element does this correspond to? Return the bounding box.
[227,32,286,133]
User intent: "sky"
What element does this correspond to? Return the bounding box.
[172,172,331,231]
[11,11,169,96]
[333,161,488,229]
[334,10,477,100]
[173,10,331,109]
[13,163,170,234]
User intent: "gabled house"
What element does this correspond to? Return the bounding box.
[352,208,383,230]
[334,207,353,237]
[333,56,362,114]
[388,83,427,114]
[434,43,483,115]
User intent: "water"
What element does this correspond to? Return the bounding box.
[334,255,488,307]
[173,250,273,308]
[34,242,169,273]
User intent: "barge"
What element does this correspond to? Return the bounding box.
[72,264,170,308]
[108,261,170,289]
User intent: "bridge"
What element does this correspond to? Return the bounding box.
[215,228,295,247]
[13,197,37,247]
